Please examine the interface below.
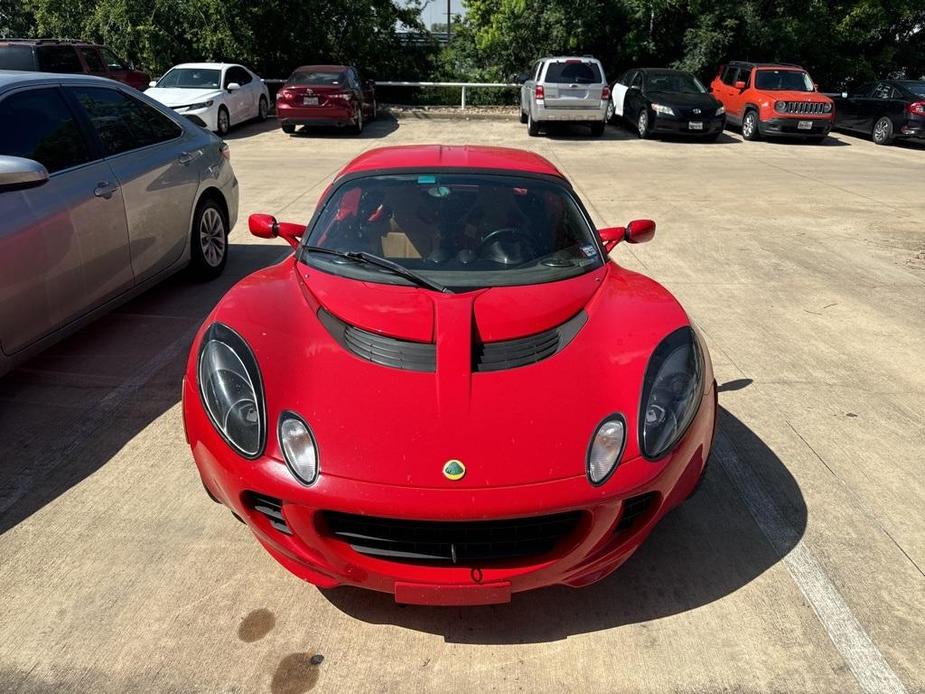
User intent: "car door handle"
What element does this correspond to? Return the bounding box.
[178,150,203,165]
[93,181,119,199]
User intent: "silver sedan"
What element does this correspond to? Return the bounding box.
[0,71,239,377]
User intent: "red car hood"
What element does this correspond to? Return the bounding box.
[209,259,694,489]
[766,91,832,104]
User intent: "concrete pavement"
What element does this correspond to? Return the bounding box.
[0,115,923,693]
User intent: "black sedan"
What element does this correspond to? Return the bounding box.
[608,68,725,140]
[832,80,925,145]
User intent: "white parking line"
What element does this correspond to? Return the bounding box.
[713,432,907,694]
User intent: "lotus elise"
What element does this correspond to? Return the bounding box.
[183,145,717,606]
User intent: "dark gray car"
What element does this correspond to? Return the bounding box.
[0,71,239,376]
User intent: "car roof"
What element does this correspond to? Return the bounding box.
[293,64,351,72]
[541,56,601,63]
[729,61,805,70]
[0,70,119,91]
[338,145,563,178]
[170,62,238,70]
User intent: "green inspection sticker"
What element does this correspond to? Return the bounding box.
[417,175,437,184]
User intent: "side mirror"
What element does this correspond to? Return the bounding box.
[734,80,746,90]
[598,226,626,252]
[625,219,656,243]
[248,213,305,248]
[0,155,49,191]
[227,82,241,91]
[813,83,820,92]
[149,80,157,88]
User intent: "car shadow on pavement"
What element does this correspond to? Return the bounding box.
[0,243,291,535]
[321,406,807,644]
[288,115,399,140]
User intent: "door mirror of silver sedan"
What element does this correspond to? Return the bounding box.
[227,82,241,92]
[0,156,49,191]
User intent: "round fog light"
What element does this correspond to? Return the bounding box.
[587,415,626,485]
[279,412,318,485]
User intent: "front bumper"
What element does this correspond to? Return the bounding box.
[185,377,717,605]
[651,114,726,136]
[173,105,219,131]
[533,102,607,123]
[759,116,832,137]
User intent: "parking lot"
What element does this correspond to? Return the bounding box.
[1,115,923,693]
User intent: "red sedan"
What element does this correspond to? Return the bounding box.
[275,64,376,135]
[183,145,717,606]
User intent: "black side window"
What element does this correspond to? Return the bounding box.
[0,45,36,71]
[619,70,632,85]
[36,46,84,73]
[79,47,105,72]
[852,82,876,97]
[873,83,894,99]
[736,68,751,87]
[225,67,251,87]
[630,71,642,89]
[237,67,253,85]
[99,48,126,71]
[721,66,737,85]
[0,88,91,173]
[69,87,182,155]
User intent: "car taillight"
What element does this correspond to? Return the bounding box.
[220,143,230,161]
[277,89,292,102]
[907,101,925,116]
[535,85,545,100]
[602,85,611,100]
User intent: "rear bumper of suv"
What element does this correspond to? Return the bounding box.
[759,116,832,138]
[534,103,607,123]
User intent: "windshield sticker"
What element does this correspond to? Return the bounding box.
[581,244,596,257]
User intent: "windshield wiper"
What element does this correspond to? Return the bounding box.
[303,246,451,293]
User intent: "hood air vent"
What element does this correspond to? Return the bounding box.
[474,311,587,372]
[318,309,436,372]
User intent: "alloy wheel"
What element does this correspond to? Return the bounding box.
[873,118,890,144]
[199,207,226,267]
[638,111,648,137]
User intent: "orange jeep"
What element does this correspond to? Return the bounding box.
[710,61,834,141]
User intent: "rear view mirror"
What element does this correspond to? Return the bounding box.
[248,213,305,248]
[625,219,656,243]
[734,80,746,90]
[0,155,49,191]
[149,80,157,88]
[227,82,241,91]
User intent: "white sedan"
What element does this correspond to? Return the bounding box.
[146,62,269,135]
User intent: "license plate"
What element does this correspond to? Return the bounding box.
[303,96,319,106]
[798,120,813,130]
[688,121,703,130]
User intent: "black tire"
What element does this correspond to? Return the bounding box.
[872,116,894,145]
[527,111,540,137]
[741,109,760,140]
[369,99,378,121]
[188,198,228,281]
[257,96,268,121]
[519,109,528,124]
[281,122,295,134]
[353,104,363,134]
[637,109,651,139]
[216,106,230,136]
[590,121,605,137]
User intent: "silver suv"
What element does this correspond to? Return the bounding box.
[518,56,609,137]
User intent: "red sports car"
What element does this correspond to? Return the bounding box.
[183,145,717,606]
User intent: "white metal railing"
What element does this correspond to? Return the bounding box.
[375,81,519,109]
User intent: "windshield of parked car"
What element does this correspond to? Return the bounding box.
[897,81,925,98]
[288,70,348,86]
[544,61,603,84]
[301,173,604,289]
[754,70,814,92]
[646,71,707,94]
[156,68,221,89]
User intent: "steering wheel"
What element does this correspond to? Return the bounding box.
[476,227,539,258]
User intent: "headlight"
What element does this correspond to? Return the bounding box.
[822,102,833,113]
[639,327,704,460]
[775,100,787,113]
[198,323,266,458]
[279,412,319,485]
[186,100,214,110]
[587,415,627,485]
[651,103,675,116]
[715,105,725,116]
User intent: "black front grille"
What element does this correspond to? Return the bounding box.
[780,101,827,115]
[246,492,291,534]
[615,492,658,533]
[323,511,583,565]
[318,309,436,372]
[474,311,587,372]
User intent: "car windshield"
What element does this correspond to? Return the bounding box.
[544,61,602,84]
[647,72,706,94]
[897,81,925,98]
[301,173,604,289]
[289,70,347,86]
[754,70,814,92]
[156,68,221,89]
